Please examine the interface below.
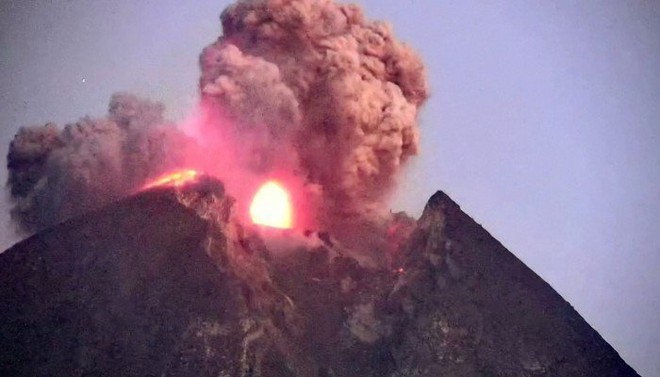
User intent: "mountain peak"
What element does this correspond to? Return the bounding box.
[426,190,461,212]
[0,180,640,376]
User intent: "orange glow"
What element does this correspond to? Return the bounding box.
[142,169,199,190]
[249,181,293,229]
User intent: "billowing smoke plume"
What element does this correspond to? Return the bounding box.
[199,0,428,225]
[7,93,192,232]
[6,0,428,234]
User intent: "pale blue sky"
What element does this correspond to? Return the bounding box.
[1,1,658,375]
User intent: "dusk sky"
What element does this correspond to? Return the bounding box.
[1,1,658,375]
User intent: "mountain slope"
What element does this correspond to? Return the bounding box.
[387,191,639,376]
[0,182,639,376]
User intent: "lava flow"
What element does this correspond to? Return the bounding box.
[141,169,200,190]
[249,180,293,229]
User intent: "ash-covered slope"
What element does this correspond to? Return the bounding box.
[0,181,639,376]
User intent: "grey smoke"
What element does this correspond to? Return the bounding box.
[7,93,192,232]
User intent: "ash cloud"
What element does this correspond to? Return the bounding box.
[6,0,428,234]
[7,93,192,232]
[199,0,428,227]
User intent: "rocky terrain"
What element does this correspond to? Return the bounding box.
[0,178,640,376]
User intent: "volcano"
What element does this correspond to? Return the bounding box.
[0,178,639,376]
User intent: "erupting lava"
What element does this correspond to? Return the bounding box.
[250,181,293,229]
[142,169,199,190]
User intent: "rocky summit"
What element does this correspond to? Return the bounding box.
[0,177,639,376]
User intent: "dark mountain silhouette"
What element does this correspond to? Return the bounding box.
[0,179,639,376]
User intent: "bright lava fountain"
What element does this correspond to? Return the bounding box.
[250,181,293,229]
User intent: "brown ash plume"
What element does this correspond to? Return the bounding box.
[6,0,429,236]
[199,0,429,227]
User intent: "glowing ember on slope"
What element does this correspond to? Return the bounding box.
[250,181,293,229]
[141,169,200,190]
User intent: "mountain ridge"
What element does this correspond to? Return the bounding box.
[0,182,640,376]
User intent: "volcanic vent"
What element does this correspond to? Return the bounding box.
[0,178,639,376]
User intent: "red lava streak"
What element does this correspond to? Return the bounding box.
[141,169,200,190]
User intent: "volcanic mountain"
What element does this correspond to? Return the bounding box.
[0,177,639,376]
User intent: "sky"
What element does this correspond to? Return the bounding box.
[0,0,658,375]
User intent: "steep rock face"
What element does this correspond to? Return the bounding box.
[386,191,639,376]
[0,186,246,376]
[0,183,639,376]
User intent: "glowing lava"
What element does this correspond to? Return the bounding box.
[142,169,199,190]
[250,181,293,229]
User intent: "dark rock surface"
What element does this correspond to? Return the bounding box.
[0,181,640,376]
[387,191,639,376]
